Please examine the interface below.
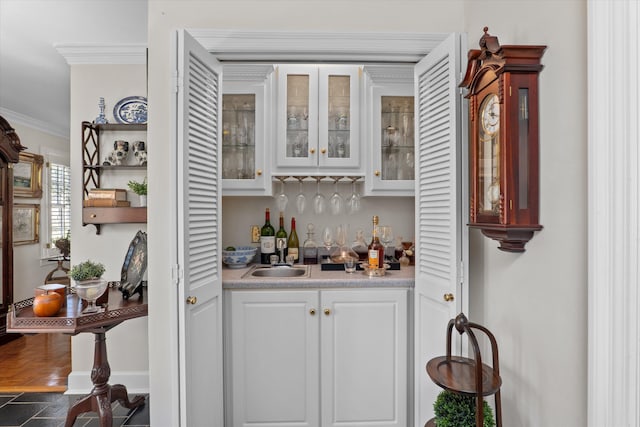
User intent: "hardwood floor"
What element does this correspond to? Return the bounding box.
[0,333,70,392]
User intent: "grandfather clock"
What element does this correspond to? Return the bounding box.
[0,116,26,344]
[460,28,546,252]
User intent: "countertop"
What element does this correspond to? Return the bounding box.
[223,264,415,289]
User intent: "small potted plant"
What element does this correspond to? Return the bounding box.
[127,177,147,207]
[54,231,71,258]
[432,390,495,427]
[69,260,108,314]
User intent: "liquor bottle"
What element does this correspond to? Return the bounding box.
[275,211,288,261]
[260,208,275,264]
[303,223,318,265]
[367,215,385,269]
[287,217,300,263]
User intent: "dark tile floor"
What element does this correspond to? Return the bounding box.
[0,392,149,427]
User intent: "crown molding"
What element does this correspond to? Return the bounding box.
[190,30,447,62]
[0,107,68,139]
[55,43,147,65]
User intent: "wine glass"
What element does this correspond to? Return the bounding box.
[313,177,326,215]
[322,226,334,263]
[346,176,361,215]
[295,176,307,214]
[275,176,288,212]
[335,224,347,247]
[329,176,344,215]
[379,225,394,260]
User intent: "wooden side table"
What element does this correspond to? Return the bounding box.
[7,286,148,427]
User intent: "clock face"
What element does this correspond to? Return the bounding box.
[480,93,500,135]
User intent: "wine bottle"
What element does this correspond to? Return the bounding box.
[367,215,384,269]
[260,208,276,264]
[287,217,300,263]
[275,211,288,261]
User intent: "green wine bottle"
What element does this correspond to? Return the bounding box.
[260,208,275,264]
[275,212,288,261]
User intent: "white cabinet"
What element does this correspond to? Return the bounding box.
[225,288,408,427]
[222,65,274,195]
[275,65,361,173]
[363,65,416,196]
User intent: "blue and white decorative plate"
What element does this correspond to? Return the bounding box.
[113,96,147,124]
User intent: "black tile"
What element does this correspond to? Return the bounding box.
[0,398,14,408]
[22,418,64,427]
[0,402,48,426]
[82,416,128,427]
[13,393,66,404]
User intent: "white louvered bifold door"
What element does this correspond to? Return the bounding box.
[175,29,224,427]
[413,32,466,426]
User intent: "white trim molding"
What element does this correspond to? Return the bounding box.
[189,30,448,62]
[55,43,147,65]
[0,107,68,139]
[588,1,640,426]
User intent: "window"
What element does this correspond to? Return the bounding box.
[49,162,70,242]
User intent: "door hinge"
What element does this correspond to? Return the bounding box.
[172,71,181,94]
[458,260,464,285]
[171,264,182,286]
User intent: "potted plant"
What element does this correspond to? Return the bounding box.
[68,260,108,313]
[54,231,71,258]
[432,390,495,427]
[127,177,147,207]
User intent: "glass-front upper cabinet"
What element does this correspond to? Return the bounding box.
[275,64,361,172]
[222,65,274,195]
[363,65,415,196]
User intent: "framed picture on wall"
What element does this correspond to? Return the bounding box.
[13,152,43,198]
[13,203,40,245]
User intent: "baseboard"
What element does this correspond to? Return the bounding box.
[65,370,149,395]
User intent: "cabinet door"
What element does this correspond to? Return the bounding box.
[318,66,360,169]
[228,290,320,427]
[276,65,361,172]
[367,86,415,195]
[320,289,408,427]
[222,66,274,195]
[276,65,319,168]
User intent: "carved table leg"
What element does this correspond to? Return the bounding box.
[65,330,145,427]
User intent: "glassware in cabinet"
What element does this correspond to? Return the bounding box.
[276,65,360,172]
[363,65,415,196]
[221,64,273,196]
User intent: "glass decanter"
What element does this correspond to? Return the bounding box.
[303,223,318,265]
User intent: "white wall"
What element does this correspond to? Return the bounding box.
[146,1,587,425]
[68,64,149,393]
[7,122,69,302]
[464,1,587,426]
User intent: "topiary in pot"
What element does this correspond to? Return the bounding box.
[433,390,495,427]
[68,259,105,282]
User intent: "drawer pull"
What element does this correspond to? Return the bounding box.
[309,308,316,316]
[324,308,331,316]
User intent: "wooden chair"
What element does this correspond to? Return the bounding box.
[425,313,502,427]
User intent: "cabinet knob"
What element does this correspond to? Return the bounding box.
[374,170,381,177]
[256,169,262,176]
[443,293,454,302]
[309,308,316,316]
[310,148,316,154]
[90,214,97,219]
[186,296,197,305]
[324,308,331,316]
[320,148,327,154]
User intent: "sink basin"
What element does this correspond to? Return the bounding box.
[243,265,310,279]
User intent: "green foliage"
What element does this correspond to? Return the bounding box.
[433,390,495,427]
[68,259,105,281]
[127,178,147,195]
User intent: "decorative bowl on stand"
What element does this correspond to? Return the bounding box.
[74,279,108,313]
